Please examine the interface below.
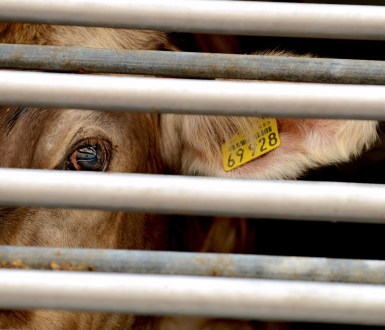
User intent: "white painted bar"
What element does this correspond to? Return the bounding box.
[0,169,385,222]
[1,70,385,119]
[0,1,385,39]
[1,270,385,325]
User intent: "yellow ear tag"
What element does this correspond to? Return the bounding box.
[222,118,281,172]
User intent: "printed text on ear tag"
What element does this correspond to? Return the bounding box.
[221,118,281,172]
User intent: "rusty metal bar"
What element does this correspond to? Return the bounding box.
[2,70,385,119]
[1,168,385,223]
[2,44,385,84]
[1,1,385,40]
[2,269,385,325]
[2,246,385,284]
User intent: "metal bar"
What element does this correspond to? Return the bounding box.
[2,246,385,284]
[2,44,385,84]
[2,269,385,325]
[1,169,385,223]
[1,1,385,40]
[1,70,385,119]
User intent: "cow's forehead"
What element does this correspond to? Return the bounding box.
[2,107,135,137]
[3,107,31,134]
[1,106,46,134]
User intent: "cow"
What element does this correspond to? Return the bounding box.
[0,22,378,329]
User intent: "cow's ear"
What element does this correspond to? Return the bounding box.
[161,114,378,179]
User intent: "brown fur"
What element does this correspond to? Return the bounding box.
[0,22,378,330]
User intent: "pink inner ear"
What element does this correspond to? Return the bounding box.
[278,118,340,140]
[276,118,346,159]
[226,119,312,179]
[236,118,376,179]
[232,118,326,170]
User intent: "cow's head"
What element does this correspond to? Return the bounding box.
[0,23,177,329]
[0,24,176,249]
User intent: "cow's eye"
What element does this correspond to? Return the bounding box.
[66,139,110,171]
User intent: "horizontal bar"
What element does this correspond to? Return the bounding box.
[1,1,385,40]
[1,169,385,223]
[2,270,385,325]
[3,246,385,284]
[3,44,385,84]
[1,71,385,119]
